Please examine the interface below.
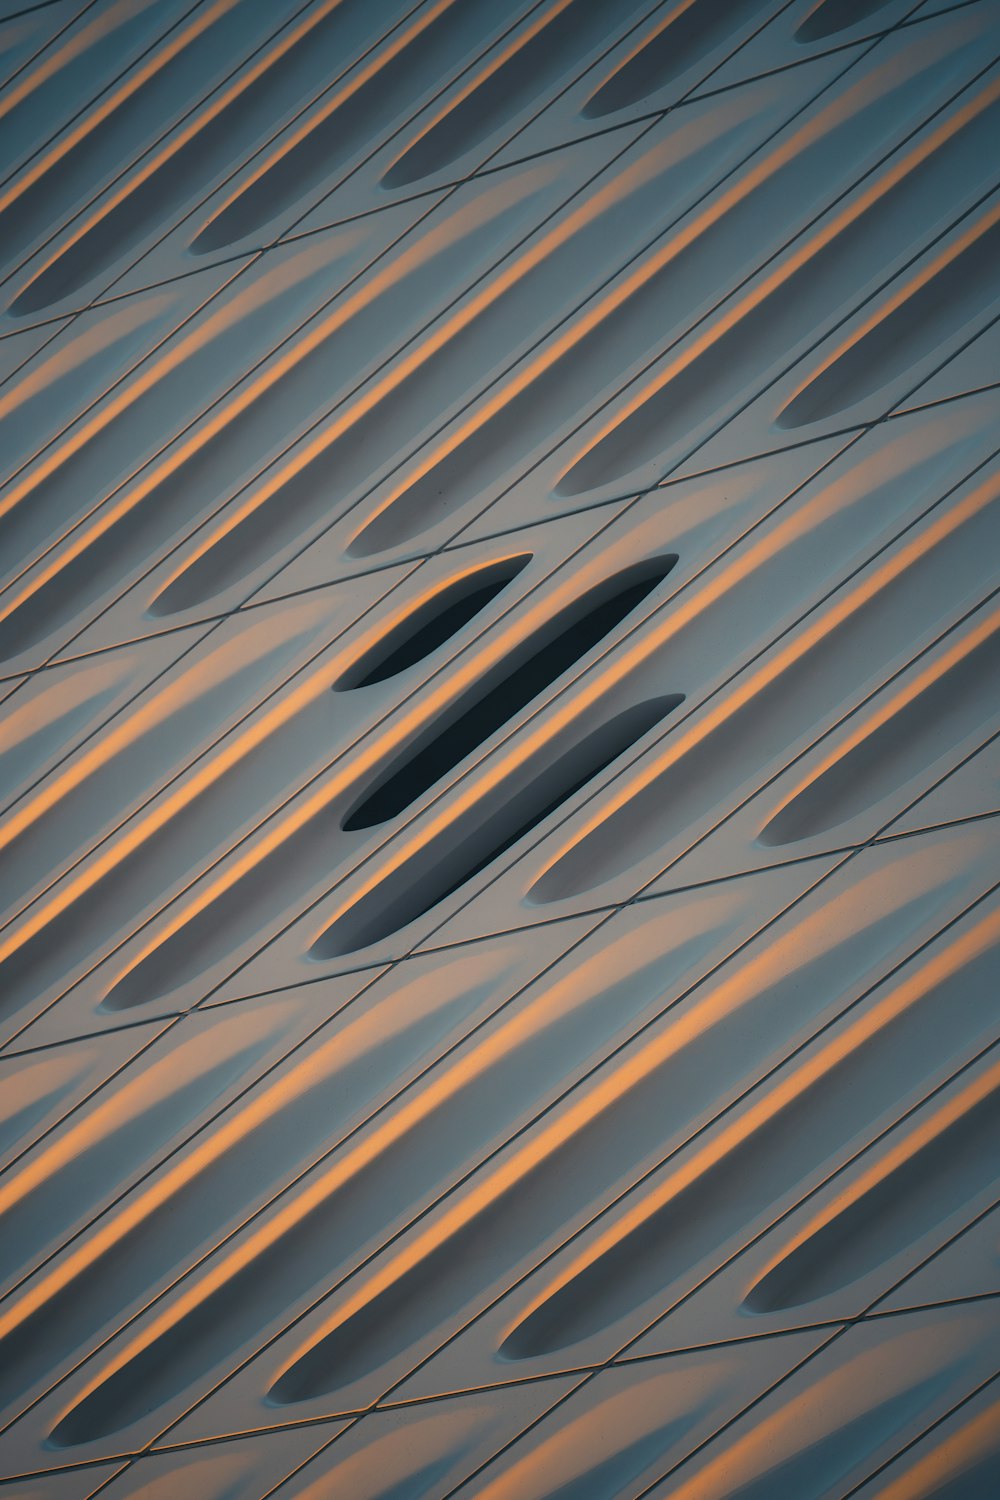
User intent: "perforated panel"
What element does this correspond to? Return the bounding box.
[1,1,998,1495]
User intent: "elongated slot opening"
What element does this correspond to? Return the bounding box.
[343,554,678,832]
[314,693,684,957]
[335,556,529,691]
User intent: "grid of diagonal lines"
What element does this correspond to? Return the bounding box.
[1,0,999,1495]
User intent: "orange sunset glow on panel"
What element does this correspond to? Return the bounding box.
[0,1,998,1495]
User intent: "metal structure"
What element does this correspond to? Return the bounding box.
[1,0,999,1494]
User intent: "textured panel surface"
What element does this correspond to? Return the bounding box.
[1,1,998,1495]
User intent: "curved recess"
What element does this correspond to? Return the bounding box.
[343,555,678,830]
[7,3,1000,1486]
[267,856,955,1401]
[0,608,327,1013]
[192,0,504,253]
[499,929,998,1361]
[267,922,727,1403]
[383,0,641,188]
[531,479,1000,903]
[47,937,686,1441]
[314,693,683,958]
[334,555,529,691]
[346,96,761,561]
[1,969,489,1419]
[759,621,1000,846]
[795,0,897,45]
[778,209,1000,429]
[7,0,421,311]
[146,170,553,617]
[678,1363,965,1500]
[583,0,770,119]
[558,49,1000,496]
[0,1023,283,1321]
[745,1073,1000,1314]
[92,558,677,1011]
[1,2,250,307]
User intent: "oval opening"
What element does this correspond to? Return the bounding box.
[312,693,683,958]
[343,553,679,832]
[334,555,529,692]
